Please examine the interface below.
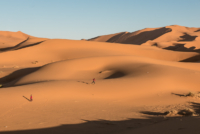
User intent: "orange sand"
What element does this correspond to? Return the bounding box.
[1,26,200,134]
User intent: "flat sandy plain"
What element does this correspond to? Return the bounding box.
[1,25,200,134]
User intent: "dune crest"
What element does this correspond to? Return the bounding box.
[88,25,200,52]
[0,31,48,51]
[0,31,28,50]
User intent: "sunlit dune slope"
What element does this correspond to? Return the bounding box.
[9,56,200,92]
[0,39,199,66]
[88,25,200,52]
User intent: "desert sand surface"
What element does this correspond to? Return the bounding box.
[1,25,200,134]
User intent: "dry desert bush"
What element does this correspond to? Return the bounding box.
[32,61,38,64]
[186,92,200,98]
[178,108,198,116]
[165,108,198,117]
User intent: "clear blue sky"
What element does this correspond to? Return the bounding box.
[0,0,199,40]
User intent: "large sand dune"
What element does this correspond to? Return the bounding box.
[89,25,200,52]
[1,26,200,134]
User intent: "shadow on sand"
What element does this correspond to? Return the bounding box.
[140,111,167,116]
[77,81,90,84]
[0,67,40,87]
[88,27,172,45]
[179,54,200,62]
[22,96,32,102]
[178,33,197,42]
[0,67,40,84]
[104,71,126,79]
[164,44,200,52]
[0,38,46,52]
[1,102,200,134]
[171,93,186,97]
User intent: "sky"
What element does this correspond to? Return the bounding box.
[0,0,199,40]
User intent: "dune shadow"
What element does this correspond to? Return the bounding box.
[1,102,200,134]
[164,44,200,52]
[88,27,172,45]
[140,111,167,116]
[0,46,16,52]
[0,38,29,52]
[195,29,200,32]
[0,67,40,86]
[14,41,46,50]
[121,27,172,45]
[0,38,46,52]
[163,43,200,62]
[179,54,200,62]
[0,117,171,134]
[178,33,197,42]
[104,71,126,79]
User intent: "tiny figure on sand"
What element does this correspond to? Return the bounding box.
[92,78,95,84]
[30,94,32,101]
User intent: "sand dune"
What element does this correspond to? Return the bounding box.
[0,31,47,52]
[12,36,48,50]
[1,27,200,134]
[5,56,200,88]
[88,27,172,45]
[89,25,200,52]
[0,38,199,66]
[0,31,28,50]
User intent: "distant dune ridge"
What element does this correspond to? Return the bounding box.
[0,31,47,51]
[0,31,28,50]
[88,25,200,52]
[1,25,200,134]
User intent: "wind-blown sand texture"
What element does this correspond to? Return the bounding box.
[1,26,200,134]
